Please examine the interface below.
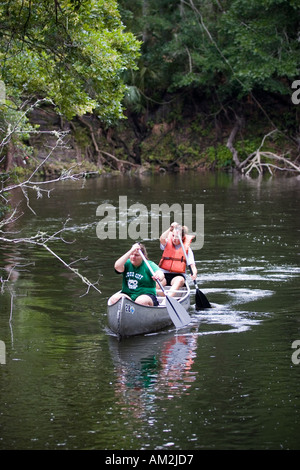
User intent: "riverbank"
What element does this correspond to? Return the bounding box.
[2,93,300,179]
[31,95,300,175]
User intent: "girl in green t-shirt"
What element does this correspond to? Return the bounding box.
[109,243,165,306]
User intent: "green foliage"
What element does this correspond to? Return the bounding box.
[119,0,299,101]
[0,0,141,122]
[220,0,299,96]
[206,145,233,168]
[0,90,37,168]
[235,138,263,161]
[0,102,33,143]
[1,0,298,173]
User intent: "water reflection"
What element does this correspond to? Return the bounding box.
[109,332,198,420]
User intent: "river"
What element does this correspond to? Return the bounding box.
[0,171,299,450]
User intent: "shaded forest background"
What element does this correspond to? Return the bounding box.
[0,0,299,177]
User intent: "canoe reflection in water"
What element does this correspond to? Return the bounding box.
[109,331,198,420]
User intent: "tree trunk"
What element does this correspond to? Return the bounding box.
[226,116,244,169]
[5,141,14,171]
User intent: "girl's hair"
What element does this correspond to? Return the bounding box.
[138,243,148,259]
[171,224,188,240]
[181,225,188,240]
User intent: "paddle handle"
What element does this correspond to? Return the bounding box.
[139,247,191,327]
[175,228,195,275]
[176,228,211,309]
[138,248,165,293]
[186,263,199,289]
[176,228,200,290]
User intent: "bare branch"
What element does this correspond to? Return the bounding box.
[0,231,101,295]
[0,98,54,151]
[0,101,102,304]
[240,130,300,176]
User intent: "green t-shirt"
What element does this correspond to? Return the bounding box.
[120,259,160,301]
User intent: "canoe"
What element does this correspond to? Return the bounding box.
[107,284,191,338]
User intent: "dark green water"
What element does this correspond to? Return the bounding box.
[0,172,299,450]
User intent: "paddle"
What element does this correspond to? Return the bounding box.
[138,248,191,329]
[176,229,212,310]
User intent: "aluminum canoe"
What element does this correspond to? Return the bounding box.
[107,284,190,338]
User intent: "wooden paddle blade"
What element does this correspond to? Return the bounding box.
[165,295,191,328]
[195,287,211,310]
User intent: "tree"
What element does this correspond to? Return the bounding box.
[0,2,142,301]
[119,0,299,101]
[0,0,141,122]
[218,0,300,98]
[118,0,299,174]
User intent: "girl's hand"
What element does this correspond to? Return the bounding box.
[152,270,164,282]
[130,243,141,254]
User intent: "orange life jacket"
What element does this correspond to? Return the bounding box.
[159,234,194,273]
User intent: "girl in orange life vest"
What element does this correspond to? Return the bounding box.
[158,223,197,297]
